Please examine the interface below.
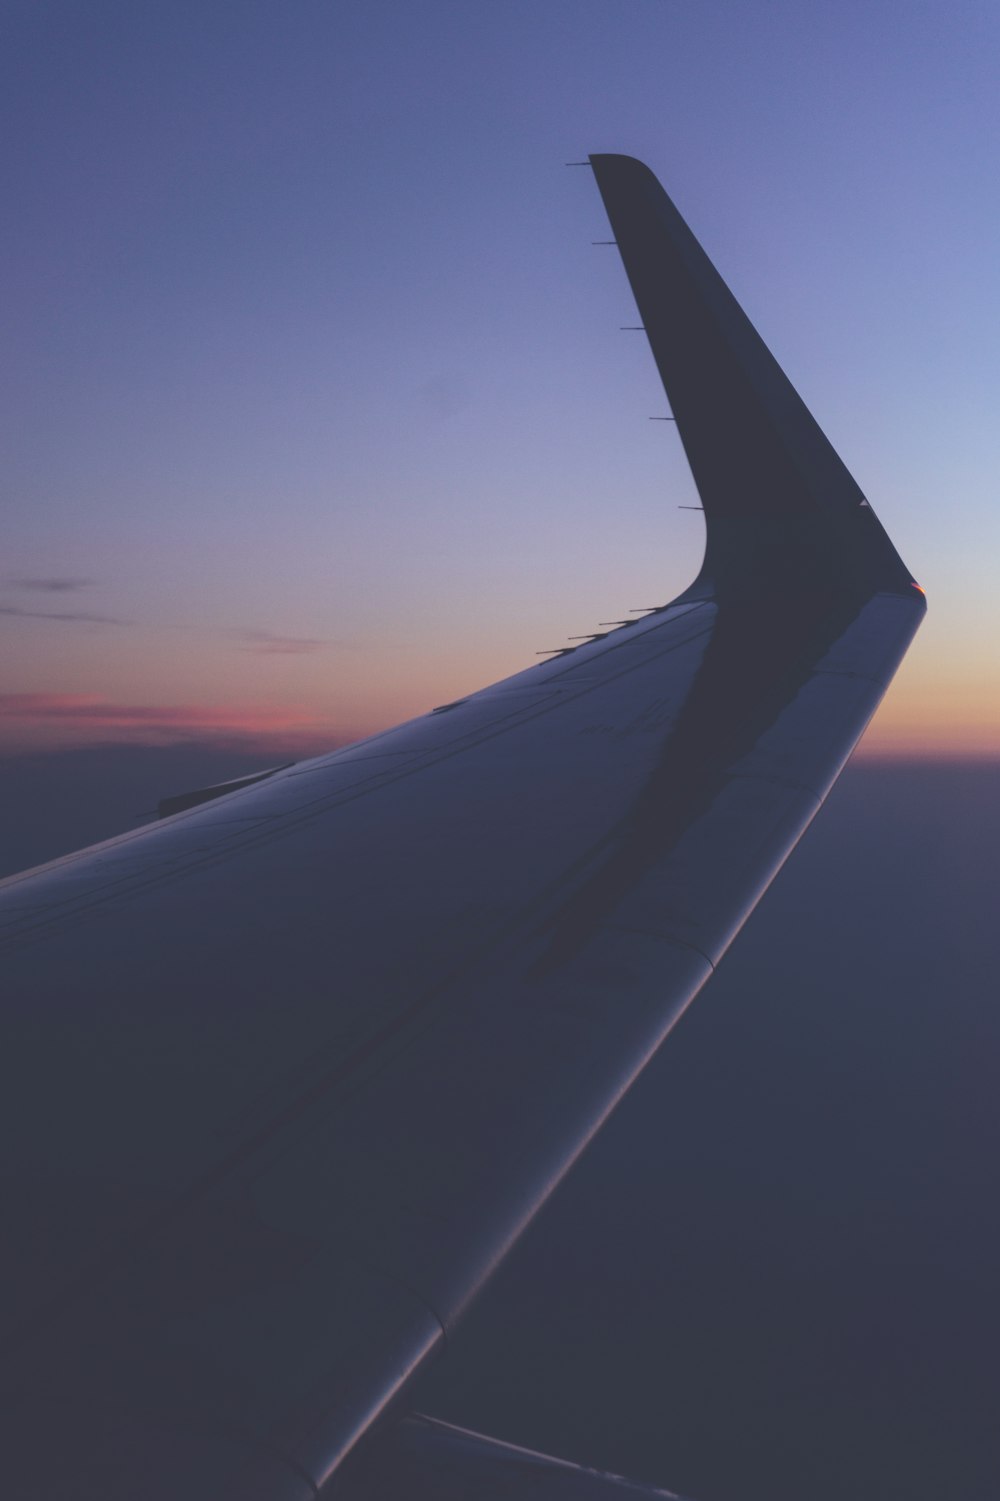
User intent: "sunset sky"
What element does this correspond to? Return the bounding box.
[4,0,999,763]
[3,12,998,1496]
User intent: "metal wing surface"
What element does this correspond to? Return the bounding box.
[0,156,924,1498]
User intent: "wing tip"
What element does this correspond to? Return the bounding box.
[587,154,921,603]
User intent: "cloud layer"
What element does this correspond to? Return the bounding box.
[238,631,329,656]
[8,577,96,593]
[0,605,127,625]
[0,693,343,756]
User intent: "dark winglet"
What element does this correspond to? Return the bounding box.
[589,154,920,602]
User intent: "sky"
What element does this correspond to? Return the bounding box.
[2,8,999,1500]
[3,0,1000,766]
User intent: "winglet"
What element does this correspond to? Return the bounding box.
[589,154,920,602]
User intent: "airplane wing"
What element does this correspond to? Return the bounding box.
[0,156,924,1499]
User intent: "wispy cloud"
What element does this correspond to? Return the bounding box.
[0,605,128,625]
[0,692,345,757]
[8,576,96,593]
[237,631,329,656]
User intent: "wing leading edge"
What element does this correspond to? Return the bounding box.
[0,160,923,1498]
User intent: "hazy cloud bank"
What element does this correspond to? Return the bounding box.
[238,631,329,656]
[0,692,345,758]
[0,604,127,625]
[7,577,97,593]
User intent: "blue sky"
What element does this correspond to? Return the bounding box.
[4,0,999,755]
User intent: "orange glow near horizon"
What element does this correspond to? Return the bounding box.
[4,645,1000,766]
[855,673,1000,759]
[2,579,996,765]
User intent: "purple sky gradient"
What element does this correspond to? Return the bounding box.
[4,0,999,759]
[2,15,998,1490]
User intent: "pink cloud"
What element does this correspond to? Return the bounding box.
[0,693,350,756]
[238,632,329,656]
